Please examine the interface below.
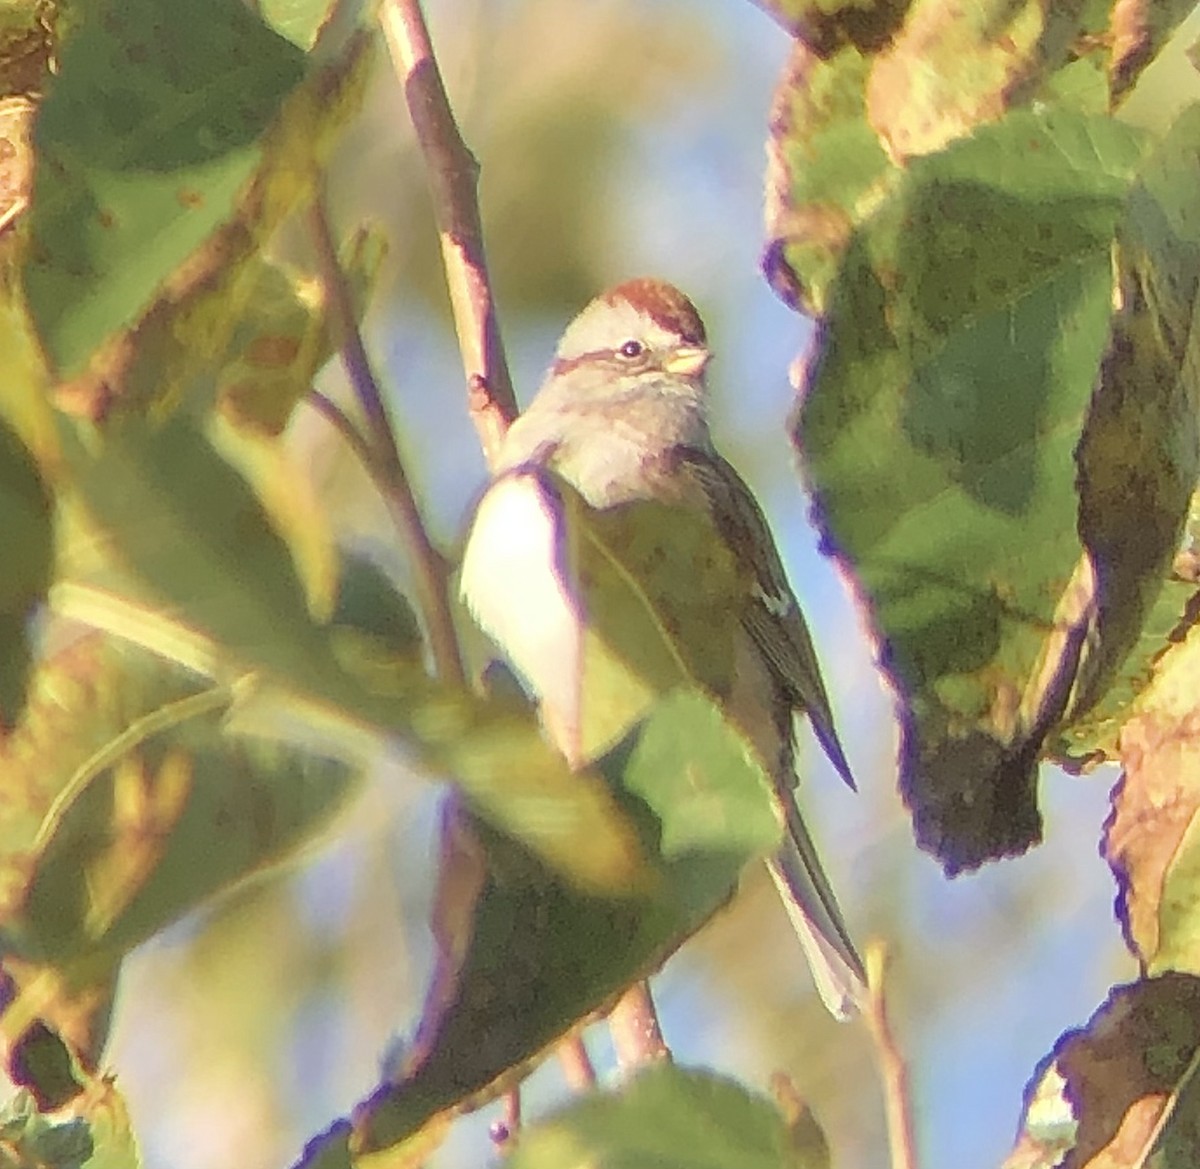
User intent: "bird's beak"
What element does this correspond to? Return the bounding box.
[663,346,711,377]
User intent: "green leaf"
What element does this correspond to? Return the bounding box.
[796,106,1147,872]
[24,0,307,376]
[60,418,645,893]
[1104,618,1200,975]
[0,291,55,731]
[0,1077,143,1169]
[349,693,780,1158]
[216,225,386,436]
[256,0,349,50]
[763,7,1120,316]
[64,414,340,684]
[0,634,359,970]
[1055,105,1200,765]
[507,1064,828,1169]
[765,43,895,315]
[568,487,744,761]
[0,1092,93,1169]
[866,1,1092,162]
[330,553,422,657]
[0,413,52,729]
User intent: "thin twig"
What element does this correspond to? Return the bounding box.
[306,389,379,479]
[864,942,917,1169]
[557,1032,598,1092]
[488,1088,521,1150]
[610,982,671,1071]
[378,0,516,466]
[307,193,465,685]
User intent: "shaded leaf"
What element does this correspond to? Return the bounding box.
[796,106,1145,873]
[0,1076,144,1169]
[330,552,422,657]
[751,0,910,55]
[1057,105,1200,767]
[349,691,780,1159]
[507,1063,828,1169]
[0,959,115,1083]
[1110,0,1199,102]
[1007,975,1200,1169]
[64,414,340,684]
[0,1092,92,1169]
[0,414,52,729]
[1105,618,1200,972]
[7,1019,84,1113]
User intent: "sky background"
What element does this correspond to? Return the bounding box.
[99,2,1200,1167]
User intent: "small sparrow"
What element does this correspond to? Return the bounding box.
[460,278,865,1018]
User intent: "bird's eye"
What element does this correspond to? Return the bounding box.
[618,339,644,359]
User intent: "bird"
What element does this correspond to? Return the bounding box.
[459,277,865,1018]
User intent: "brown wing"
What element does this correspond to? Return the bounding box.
[671,447,853,787]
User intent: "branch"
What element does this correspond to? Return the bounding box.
[379,0,517,466]
[306,389,378,478]
[557,1032,598,1092]
[864,942,917,1169]
[610,982,671,1071]
[307,194,465,685]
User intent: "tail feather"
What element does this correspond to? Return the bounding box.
[766,793,866,1020]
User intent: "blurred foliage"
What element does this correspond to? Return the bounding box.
[507,1063,830,1169]
[1,2,1199,1169]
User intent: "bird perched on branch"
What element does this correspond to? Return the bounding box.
[460,277,865,1018]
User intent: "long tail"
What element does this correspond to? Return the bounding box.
[766,791,866,1020]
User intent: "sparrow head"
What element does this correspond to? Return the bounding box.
[549,278,712,393]
[496,278,715,479]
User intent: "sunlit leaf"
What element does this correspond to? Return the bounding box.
[24,0,307,377]
[796,106,1146,872]
[1105,619,1200,973]
[867,1,1090,162]
[216,225,386,437]
[0,634,358,970]
[764,42,894,315]
[508,1063,829,1169]
[60,419,644,893]
[1110,0,1198,102]
[25,0,373,425]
